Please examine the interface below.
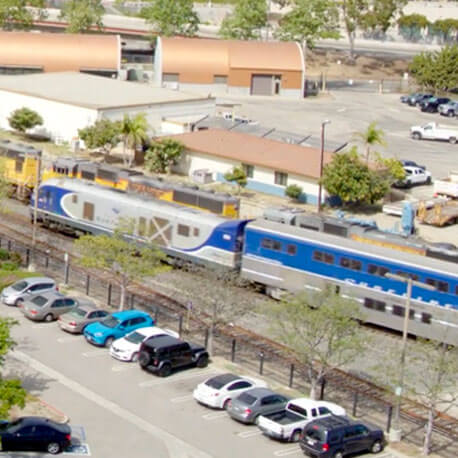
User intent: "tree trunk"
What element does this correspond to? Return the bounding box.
[119,283,126,311]
[122,141,128,166]
[208,324,214,356]
[309,378,318,400]
[423,407,434,455]
[347,30,356,60]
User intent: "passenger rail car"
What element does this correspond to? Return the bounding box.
[43,157,240,218]
[0,140,41,200]
[33,178,247,269]
[241,219,458,345]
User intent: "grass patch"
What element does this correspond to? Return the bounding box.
[0,270,42,290]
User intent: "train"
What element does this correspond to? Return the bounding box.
[0,139,41,200]
[31,178,458,345]
[43,157,240,218]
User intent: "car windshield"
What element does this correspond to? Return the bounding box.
[237,392,257,405]
[205,374,238,389]
[305,427,326,442]
[101,316,119,328]
[0,418,22,431]
[31,295,48,307]
[71,307,88,318]
[125,331,146,344]
[11,281,28,291]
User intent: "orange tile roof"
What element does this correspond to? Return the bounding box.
[166,129,333,180]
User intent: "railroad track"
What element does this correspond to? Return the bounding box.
[0,215,457,440]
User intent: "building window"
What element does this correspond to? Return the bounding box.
[242,163,254,178]
[163,73,179,82]
[213,75,228,84]
[274,171,288,186]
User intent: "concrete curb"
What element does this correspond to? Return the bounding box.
[36,397,70,424]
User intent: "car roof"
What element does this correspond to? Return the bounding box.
[306,415,353,431]
[207,373,240,385]
[129,326,164,338]
[73,303,99,313]
[18,277,55,285]
[143,334,182,348]
[112,310,150,319]
[241,387,277,398]
[28,291,64,300]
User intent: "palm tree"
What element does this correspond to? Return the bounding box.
[120,113,148,166]
[353,121,386,163]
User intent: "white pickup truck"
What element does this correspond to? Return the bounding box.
[410,122,458,144]
[257,398,346,442]
[434,171,458,198]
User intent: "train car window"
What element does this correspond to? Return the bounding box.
[174,189,196,206]
[421,313,432,324]
[83,202,94,221]
[368,264,377,274]
[272,241,281,251]
[97,169,117,182]
[313,251,323,261]
[313,251,334,264]
[396,271,419,281]
[364,298,385,312]
[286,244,297,255]
[368,264,390,276]
[81,170,96,181]
[261,238,274,249]
[340,257,350,268]
[351,260,362,271]
[392,305,404,317]
[138,217,146,236]
[193,228,200,237]
[178,224,190,237]
[426,279,449,293]
[364,298,374,309]
[324,253,334,264]
[72,195,78,204]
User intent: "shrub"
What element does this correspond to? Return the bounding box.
[285,184,303,200]
[9,252,22,266]
[1,262,18,271]
[0,249,9,260]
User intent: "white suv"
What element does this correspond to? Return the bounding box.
[1,277,57,306]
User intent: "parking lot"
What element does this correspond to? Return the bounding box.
[2,305,397,458]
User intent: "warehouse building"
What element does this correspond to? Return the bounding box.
[0,72,215,144]
[154,37,305,98]
[0,31,120,76]
[168,129,332,204]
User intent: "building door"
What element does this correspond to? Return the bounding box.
[251,75,274,95]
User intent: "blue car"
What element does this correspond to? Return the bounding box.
[84,310,154,347]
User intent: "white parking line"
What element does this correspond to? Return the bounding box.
[273,445,302,456]
[170,394,194,403]
[57,336,78,343]
[111,364,138,372]
[82,349,107,358]
[138,368,217,388]
[30,323,49,329]
[237,430,263,439]
[202,411,227,421]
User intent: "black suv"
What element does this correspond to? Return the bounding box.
[407,93,432,106]
[420,97,450,113]
[138,335,209,377]
[299,415,384,458]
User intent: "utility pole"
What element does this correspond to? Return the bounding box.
[317,120,330,212]
[30,150,42,270]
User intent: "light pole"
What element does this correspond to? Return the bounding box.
[317,120,330,213]
[384,273,436,442]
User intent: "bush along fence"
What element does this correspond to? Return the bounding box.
[1,235,456,448]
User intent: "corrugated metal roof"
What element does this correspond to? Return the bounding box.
[167,129,332,179]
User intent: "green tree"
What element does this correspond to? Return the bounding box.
[0,0,46,30]
[74,223,169,312]
[285,184,303,201]
[409,45,458,93]
[360,0,407,37]
[224,165,247,195]
[120,113,149,167]
[321,147,392,205]
[429,18,458,44]
[141,0,199,37]
[338,0,368,59]
[276,0,340,51]
[144,138,184,174]
[78,119,122,160]
[8,107,43,135]
[268,288,367,400]
[219,0,268,40]
[398,13,429,42]
[352,121,386,163]
[59,0,105,33]
[0,317,27,418]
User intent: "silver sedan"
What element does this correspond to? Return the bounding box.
[58,304,109,334]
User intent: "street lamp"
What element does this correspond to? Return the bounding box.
[317,120,330,213]
[384,273,436,442]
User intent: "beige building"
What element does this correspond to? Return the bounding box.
[168,129,332,205]
[0,31,120,76]
[154,37,305,98]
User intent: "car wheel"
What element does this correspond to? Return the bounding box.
[104,336,114,348]
[426,176,432,185]
[159,363,172,377]
[223,398,232,410]
[131,352,139,363]
[333,451,344,458]
[138,351,151,367]
[291,429,302,442]
[196,355,209,368]
[14,298,23,307]
[254,415,260,425]
[370,440,383,453]
[448,111,454,117]
[449,137,457,144]
[412,132,421,140]
[47,442,61,455]
[44,313,54,322]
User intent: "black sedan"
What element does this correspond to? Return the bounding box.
[0,416,71,454]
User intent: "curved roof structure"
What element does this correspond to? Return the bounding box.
[0,32,120,73]
[159,37,303,77]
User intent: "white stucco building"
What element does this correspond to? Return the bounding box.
[0,72,215,143]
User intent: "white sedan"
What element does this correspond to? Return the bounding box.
[109,326,178,362]
[193,373,267,409]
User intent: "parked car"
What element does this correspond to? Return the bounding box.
[394,166,432,188]
[109,326,179,362]
[420,97,451,113]
[257,398,346,443]
[84,310,154,347]
[0,416,71,455]
[20,292,94,322]
[1,277,57,306]
[58,304,109,334]
[399,159,425,170]
[410,122,458,144]
[407,93,432,106]
[400,92,417,103]
[138,335,209,377]
[299,415,384,458]
[227,388,290,424]
[193,373,267,409]
[438,101,458,117]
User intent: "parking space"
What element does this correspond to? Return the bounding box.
[3,305,394,457]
